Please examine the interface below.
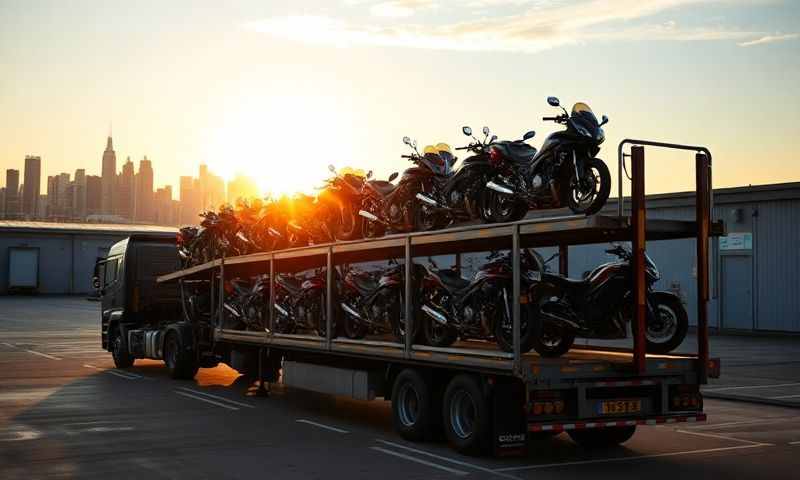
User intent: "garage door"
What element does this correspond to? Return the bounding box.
[8,247,39,289]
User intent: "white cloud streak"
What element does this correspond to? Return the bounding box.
[247,0,775,54]
[737,32,799,47]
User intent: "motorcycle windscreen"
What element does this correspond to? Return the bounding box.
[571,102,600,128]
[422,152,452,176]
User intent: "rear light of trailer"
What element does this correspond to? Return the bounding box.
[530,390,569,417]
[669,384,702,411]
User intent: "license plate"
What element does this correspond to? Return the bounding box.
[599,399,642,415]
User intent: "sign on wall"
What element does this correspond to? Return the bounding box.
[720,232,753,251]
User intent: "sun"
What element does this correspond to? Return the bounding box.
[206,93,354,198]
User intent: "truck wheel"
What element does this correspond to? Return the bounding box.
[568,426,636,448]
[442,375,490,456]
[111,327,134,368]
[392,369,437,442]
[164,331,198,380]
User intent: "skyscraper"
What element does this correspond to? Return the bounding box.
[86,175,102,216]
[4,169,20,219]
[117,157,135,220]
[72,168,87,219]
[134,156,154,222]
[22,155,41,218]
[101,135,116,214]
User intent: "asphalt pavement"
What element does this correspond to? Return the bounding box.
[1,296,799,479]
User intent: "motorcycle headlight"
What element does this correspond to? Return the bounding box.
[576,125,592,137]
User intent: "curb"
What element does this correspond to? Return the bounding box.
[702,391,800,409]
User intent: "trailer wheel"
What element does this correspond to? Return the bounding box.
[111,327,134,369]
[164,331,198,380]
[442,375,490,456]
[568,426,636,448]
[392,369,436,442]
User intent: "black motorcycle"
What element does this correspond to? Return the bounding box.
[358,137,453,238]
[484,96,612,221]
[339,260,420,342]
[319,165,368,241]
[222,275,268,331]
[417,251,541,352]
[273,268,335,337]
[529,244,689,357]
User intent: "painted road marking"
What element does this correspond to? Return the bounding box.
[375,439,520,479]
[175,387,255,409]
[769,394,800,399]
[680,417,798,430]
[370,446,468,476]
[295,419,349,434]
[704,382,800,392]
[675,428,773,446]
[84,364,142,380]
[174,391,240,410]
[495,444,772,472]
[0,342,61,360]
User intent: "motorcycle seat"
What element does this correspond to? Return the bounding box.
[433,269,471,292]
[494,141,537,165]
[366,180,398,197]
[349,272,378,294]
[276,274,302,295]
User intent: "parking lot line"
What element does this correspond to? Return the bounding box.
[769,394,800,399]
[679,417,798,430]
[494,444,772,472]
[675,428,773,446]
[375,439,520,479]
[106,370,140,380]
[22,349,61,360]
[370,446,468,476]
[175,387,255,409]
[704,383,800,392]
[295,419,350,433]
[174,391,239,410]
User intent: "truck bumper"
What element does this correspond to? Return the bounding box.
[529,412,707,433]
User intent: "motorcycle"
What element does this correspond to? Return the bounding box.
[273,268,336,337]
[484,96,612,221]
[319,165,368,241]
[358,137,454,238]
[222,275,268,331]
[283,193,335,247]
[529,244,689,357]
[177,225,199,267]
[339,260,423,342]
[417,250,542,352]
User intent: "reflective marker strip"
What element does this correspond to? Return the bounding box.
[529,414,707,432]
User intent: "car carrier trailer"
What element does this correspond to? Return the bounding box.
[104,140,722,457]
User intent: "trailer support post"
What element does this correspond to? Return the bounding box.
[404,236,413,359]
[326,247,333,351]
[558,245,568,276]
[631,146,647,374]
[269,257,275,335]
[218,258,225,332]
[696,153,711,382]
[512,224,521,373]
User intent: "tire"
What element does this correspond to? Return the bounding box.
[442,375,490,456]
[334,198,362,241]
[489,190,527,223]
[164,331,198,380]
[362,212,385,239]
[530,284,575,358]
[566,157,611,216]
[342,299,368,340]
[413,202,442,232]
[111,327,134,368]
[568,426,636,448]
[421,306,457,347]
[495,302,537,354]
[645,292,689,354]
[390,291,417,344]
[391,369,437,442]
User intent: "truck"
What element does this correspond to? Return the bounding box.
[96,140,722,456]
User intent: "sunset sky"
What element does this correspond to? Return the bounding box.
[1,0,798,198]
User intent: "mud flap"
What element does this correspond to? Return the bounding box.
[492,378,527,457]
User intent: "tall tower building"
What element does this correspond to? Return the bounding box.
[4,169,20,219]
[22,155,41,218]
[101,135,116,214]
[86,175,102,216]
[117,157,135,220]
[72,168,87,220]
[134,156,154,222]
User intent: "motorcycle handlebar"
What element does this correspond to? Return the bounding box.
[542,116,558,121]
[401,154,414,159]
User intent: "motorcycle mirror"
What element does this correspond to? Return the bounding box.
[547,96,560,107]
[462,126,472,136]
[328,164,336,173]
[366,170,373,179]
[402,136,411,145]
[600,115,609,126]
[388,172,399,182]
[482,126,490,136]
[412,139,417,149]
[522,130,536,141]
[490,134,497,143]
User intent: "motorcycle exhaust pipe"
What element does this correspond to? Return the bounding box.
[415,193,439,207]
[340,302,362,319]
[223,303,241,318]
[274,304,290,317]
[421,305,448,325]
[358,210,388,225]
[268,227,282,238]
[486,181,516,195]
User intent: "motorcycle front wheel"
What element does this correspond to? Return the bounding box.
[566,157,611,215]
[488,191,527,223]
[642,292,689,354]
[495,301,537,354]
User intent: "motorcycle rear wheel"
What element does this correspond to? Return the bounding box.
[334,199,363,241]
[566,157,611,215]
[495,303,537,354]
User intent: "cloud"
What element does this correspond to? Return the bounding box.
[247,0,773,54]
[737,33,799,47]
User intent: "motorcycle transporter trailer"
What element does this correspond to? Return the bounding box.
[147,140,723,457]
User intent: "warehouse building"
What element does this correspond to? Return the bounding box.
[0,221,176,295]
